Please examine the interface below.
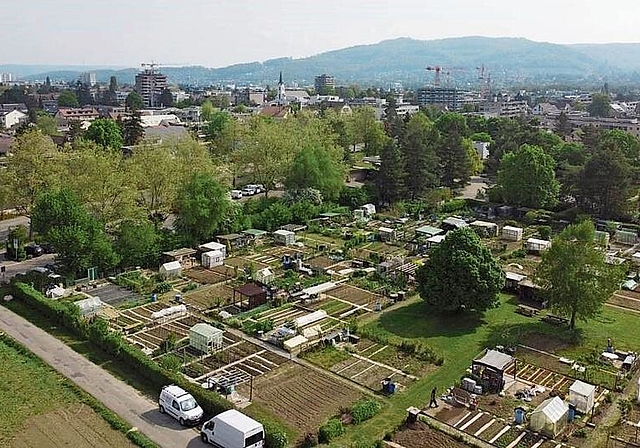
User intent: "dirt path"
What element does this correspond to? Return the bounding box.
[0,305,207,448]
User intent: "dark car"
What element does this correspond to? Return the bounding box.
[40,243,56,254]
[24,244,44,258]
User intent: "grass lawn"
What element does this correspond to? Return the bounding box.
[332,293,640,446]
[300,345,352,369]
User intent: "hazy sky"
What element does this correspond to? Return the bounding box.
[3,0,639,68]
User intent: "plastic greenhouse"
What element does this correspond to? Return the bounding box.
[529,396,568,437]
[189,323,223,354]
[569,380,596,414]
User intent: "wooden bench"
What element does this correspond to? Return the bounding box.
[541,314,569,325]
[516,304,539,317]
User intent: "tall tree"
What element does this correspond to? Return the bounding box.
[434,113,474,187]
[555,111,572,137]
[496,144,560,208]
[120,110,144,146]
[416,227,505,312]
[57,90,79,107]
[159,88,174,107]
[175,173,232,245]
[125,91,144,112]
[201,99,215,122]
[85,118,123,150]
[114,219,160,268]
[285,141,345,202]
[587,93,611,118]
[535,221,624,329]
[401,112,439,199]
[350,107,387,155]
[377,140,405,205]
[576,148,631,218]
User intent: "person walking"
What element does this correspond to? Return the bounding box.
[429,386,438,408]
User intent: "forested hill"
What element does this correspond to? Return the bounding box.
[14,37,640,87]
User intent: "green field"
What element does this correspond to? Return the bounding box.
[331,294,640,445]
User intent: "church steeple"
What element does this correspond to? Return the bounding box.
[277,71,286,105]
[279,71,283,85]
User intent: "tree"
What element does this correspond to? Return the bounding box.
[114,219,160,268]
[175,173,232,245]
[57,90,79,107]
[120,110,144,146]
[535,221,624,329]
[35,111,59,136]
[377,140,405,205]
[576,148,631,218]
[416,227,505,312]
[587,93,611,118]
[31,189,119,276]
[350,107,387,155]
[434,113,474,187]
[201,100,215,122]
[496,144,559,208]
[205,111,232,149]
[555,111,571,137]
[285,140,345,202]
[85,119,123,150]
[75,81,92,105]
[126,91,144,111]
[159,88,174,107]
[401,112,439,199]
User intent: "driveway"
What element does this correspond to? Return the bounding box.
[0,306,207,448]
[0,253,56,281]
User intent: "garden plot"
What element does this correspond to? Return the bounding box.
[309,298,355,318]
[327,284,384,309]
[126,314,200,352]
[224,256,271,271]
[91,283,139,306]
[183,267,229,285]
[505,362,575,393]
[244,252,281,266]
[236,362,361,434]
[609,290,640,312]
[183,283,235,311]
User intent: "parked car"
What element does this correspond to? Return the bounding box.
[230,189,243,199]
[242,186,257,196]
[158,385,203,426]
[24,244,43,258]
[200,410,264,447]
[246,184,263,194]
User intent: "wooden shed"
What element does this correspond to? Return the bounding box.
[233,283,267,311]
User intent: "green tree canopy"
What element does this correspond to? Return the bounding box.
[57,90,79,107]
[416,227,505,312]
[535,221,624,329]
[85,119,123,150]
[401,112,439,199]
[125,91,144,111]
[114,219,160,268]
[435,113,474,187]
[496,144,559,208]
[377,140,405,205]
[175,173,232,245]
[201,99,215,122]
[587,93,611,118]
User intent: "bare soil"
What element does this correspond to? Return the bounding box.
[392,421,469,448]
[10,405,134,448]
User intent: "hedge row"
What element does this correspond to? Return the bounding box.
[0,333,159,448]
[349,398,381,424]
[11,282,288,448]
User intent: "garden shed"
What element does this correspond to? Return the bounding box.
[273,229,296,245]
[472,349,515,393]
[254,267,275,285]
[632,252,640,265]
[162,248,197,268]
[441,217,468,232]
[242,228,267,243]
[615,229,637,246]
[360,203,376,216]
[505,272,527,292]
[426,234,446,249]
[198,241,227,258]
[378,226,396,242]
[470,220,499,238]
[568,380,596,414]
[501,226,523,241]
[189,323,223,354]
[529,396,569,437]
[159,261,182,278]
[415,225,443,238]
[202,250,224,269]
[526,238,551,254]
[233,282,267,311]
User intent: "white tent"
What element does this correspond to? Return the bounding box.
[159,261,182,278]
[529,396,569,437]
[569,380,596,414]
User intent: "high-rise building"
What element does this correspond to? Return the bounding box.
[417,87,460,110]
[79,72,97,87]
[134,68,168,108]
[314,74,335,94]
[0,73,13,83]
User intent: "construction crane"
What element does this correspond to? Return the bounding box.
[426,66,467,87]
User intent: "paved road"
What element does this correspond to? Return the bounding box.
[0,215,30,243]
[0,253,56,281]
[0,306,207,448]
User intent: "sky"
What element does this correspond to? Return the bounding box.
[2,0,639,68]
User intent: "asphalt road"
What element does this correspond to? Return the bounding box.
[0,215,30,243]
[0,253,56,281]
[0,306,208,448]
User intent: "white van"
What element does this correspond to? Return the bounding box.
[158,385,203,426]
[200,409,264,447]
[230,190,243,199]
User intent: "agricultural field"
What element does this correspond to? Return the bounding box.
[392,420,469,448]
[237,363,362,434]
[328,283,386,308]
[183,266,230,285]
[182,282,235,311]
[0,336,133,448]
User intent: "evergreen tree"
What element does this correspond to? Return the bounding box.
[435,113,473,187]
[121,111,144,146]
[377,140,405,205]
[401,112,439,199]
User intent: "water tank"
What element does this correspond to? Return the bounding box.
[568,404,576,422]
[462,378,476,392]
[514,407,525,425]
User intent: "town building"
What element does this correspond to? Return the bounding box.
[134,68,168,108]
[417,87,460,110]
[0,110,27,129]
[0,73,13,84]
[79,72,97,87]
[314,74,335,94]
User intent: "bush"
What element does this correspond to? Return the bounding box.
[263,420,288,448]
[349,398,381,424]
[318,418,345,443]
[181,282,198,293]
[298,432,318,448]
[537,225,552,240]
[440,198,466,213]
[154,281,172,294]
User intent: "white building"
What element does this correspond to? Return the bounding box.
[202,250,224,269]
[159,261,182,278]
[501,226,523,242]
[473,141,490,160]
[0,110,27,129]
[568,380,596,414]
[529,396,568,438]
[80,72,97,87]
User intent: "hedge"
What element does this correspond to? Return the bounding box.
[10,282,289,448]
[318,418,345,443]
[349,398,381,424]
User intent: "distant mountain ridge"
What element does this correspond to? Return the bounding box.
[8,37,640,87]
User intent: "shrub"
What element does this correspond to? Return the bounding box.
[349,398,381,424]
[263,420,288,448]
[154,281,172,294]
[298,432,318,448]
[440,198,466,213]
[572,428,587,438]
[318,418,345,443]
[537,225,552,240]
[181,282,198,293]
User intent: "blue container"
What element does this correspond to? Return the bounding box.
[568,405,575,422]
[514,407,525,424]
[151,293,158,303]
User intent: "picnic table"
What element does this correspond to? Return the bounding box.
[516,304,539,317]
[541,314,569,325]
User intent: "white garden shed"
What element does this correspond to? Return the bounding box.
[569,380,596,414]
[529,396,568,437]
[202,250,224,268]
[198,241,227,257]
[74,296,104,317]
[159,261,182,278]
[360,203,376,216]
[526,238,551,253]
[274,229,296,245]
[502,226,523,241]
[189,323,223,354]
[254,267,275,285]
